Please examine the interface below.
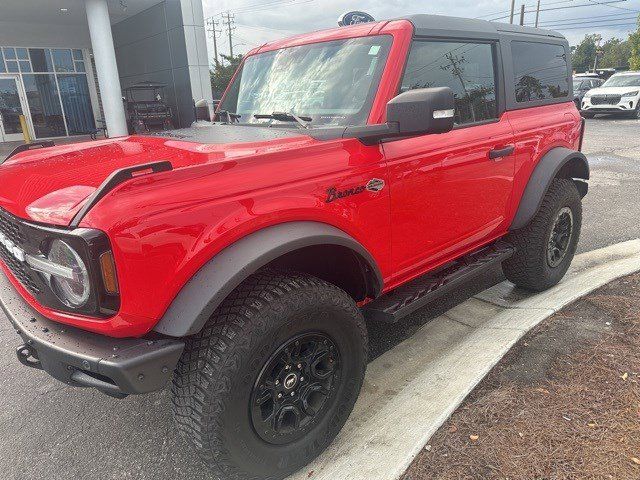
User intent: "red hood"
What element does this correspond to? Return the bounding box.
[0,128,311,226]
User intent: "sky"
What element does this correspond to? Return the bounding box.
[201,0,640,65]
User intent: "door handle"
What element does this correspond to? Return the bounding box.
[489,145,515,160]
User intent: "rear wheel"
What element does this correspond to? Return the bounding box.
[503,179,582,291]
[171,271,367,480]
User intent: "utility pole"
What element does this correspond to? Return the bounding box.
[593,34,602,72]
[206,17,222,66]
[519,4,525,26]
[510,0,516,24]
[534,0,541,27]
[222,11,236,59]
[442,52,475,122]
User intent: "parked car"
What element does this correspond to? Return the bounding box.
[573,75,604,110]
[0,14,587,480]
[123,81,174,133]
[581,71,640,118]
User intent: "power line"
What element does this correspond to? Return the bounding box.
[210,0,315,16]
[222,11,236,58]
[535,10,639,24]
[534,14,638,26]
[487,0,631,21]
[206,17,222,66]
[559,21,638,28]
[475,0,577,19]
[586,0,640,12]
[235,23,299,34]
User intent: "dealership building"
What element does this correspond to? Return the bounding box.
[0,0,212,144]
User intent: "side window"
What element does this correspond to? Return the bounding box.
[512,41,569,103]
[401,40,497,125]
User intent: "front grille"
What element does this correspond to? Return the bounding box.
[0,210,41,295]
[591,94,621,105]
[0,211,25,245]
[0,244,40,294]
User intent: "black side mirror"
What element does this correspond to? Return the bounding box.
[387,87,455,135]
[346,87,455,145]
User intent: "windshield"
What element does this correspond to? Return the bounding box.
[602,74,640,88]
[219,36,392,127]
[573,79,591,90]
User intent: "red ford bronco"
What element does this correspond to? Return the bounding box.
[0,14,586,480]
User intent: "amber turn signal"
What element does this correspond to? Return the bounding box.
[99,251,119,294]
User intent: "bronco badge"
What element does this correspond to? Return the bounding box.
[325,178,385,203]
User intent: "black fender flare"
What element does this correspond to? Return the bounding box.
[510,147,589,231]
[153,221,383,337]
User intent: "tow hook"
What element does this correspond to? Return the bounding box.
[16,344,43,370]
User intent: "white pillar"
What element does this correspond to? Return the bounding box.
[85,0,128,137]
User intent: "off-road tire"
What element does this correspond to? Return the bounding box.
[171,271,368,480]
[502,178,582,291]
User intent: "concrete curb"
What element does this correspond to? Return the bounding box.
[289,239,640,480]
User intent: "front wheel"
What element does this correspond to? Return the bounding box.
[171,271,368,480]
[502,178,582,291]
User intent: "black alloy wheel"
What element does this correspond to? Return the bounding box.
[250,332,341,445]
[546,206,574,268]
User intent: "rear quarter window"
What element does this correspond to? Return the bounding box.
[512,41,569,103]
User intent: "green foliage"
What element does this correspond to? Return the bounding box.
[571,35,598,73]
[210,54,243,98]
[572,21,640,73]
[599,38,631,69]
[630,18,640,70]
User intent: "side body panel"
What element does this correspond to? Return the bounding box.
[76,136,392,337]
[382,119,516,287]
[503,102,583,225]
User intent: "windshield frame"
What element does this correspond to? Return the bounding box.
[218,35,394,129]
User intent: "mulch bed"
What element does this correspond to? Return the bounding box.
[404,273,640,480]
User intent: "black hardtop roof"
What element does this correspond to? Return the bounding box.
[400,14,565,41]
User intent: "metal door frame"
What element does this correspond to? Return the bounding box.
[0,74,34,142]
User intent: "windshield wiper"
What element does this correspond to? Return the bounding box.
[254,111,312,129]
[217,110,241,124]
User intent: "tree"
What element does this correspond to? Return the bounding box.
[210,54,243,99]
[630,17,640,70]
[572,34,598,73]
[599,38,631,69]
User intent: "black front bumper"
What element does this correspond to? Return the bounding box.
[0,270,184,397]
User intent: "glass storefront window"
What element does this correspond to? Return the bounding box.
[58,74,95,135]
[29,49,55,73]
[3,48,16,60]
[2,46,94,140]
[16,48,29,60]
[0,78,25,135]
[52,49,74,72]
[22,74,67,138]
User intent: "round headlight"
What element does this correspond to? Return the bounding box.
[47,239,90,307]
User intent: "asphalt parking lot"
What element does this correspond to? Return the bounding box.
[1,116,640,479]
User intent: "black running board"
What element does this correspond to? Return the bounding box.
[362,241,515,323]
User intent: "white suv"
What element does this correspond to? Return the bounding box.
[581,71,640,118]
